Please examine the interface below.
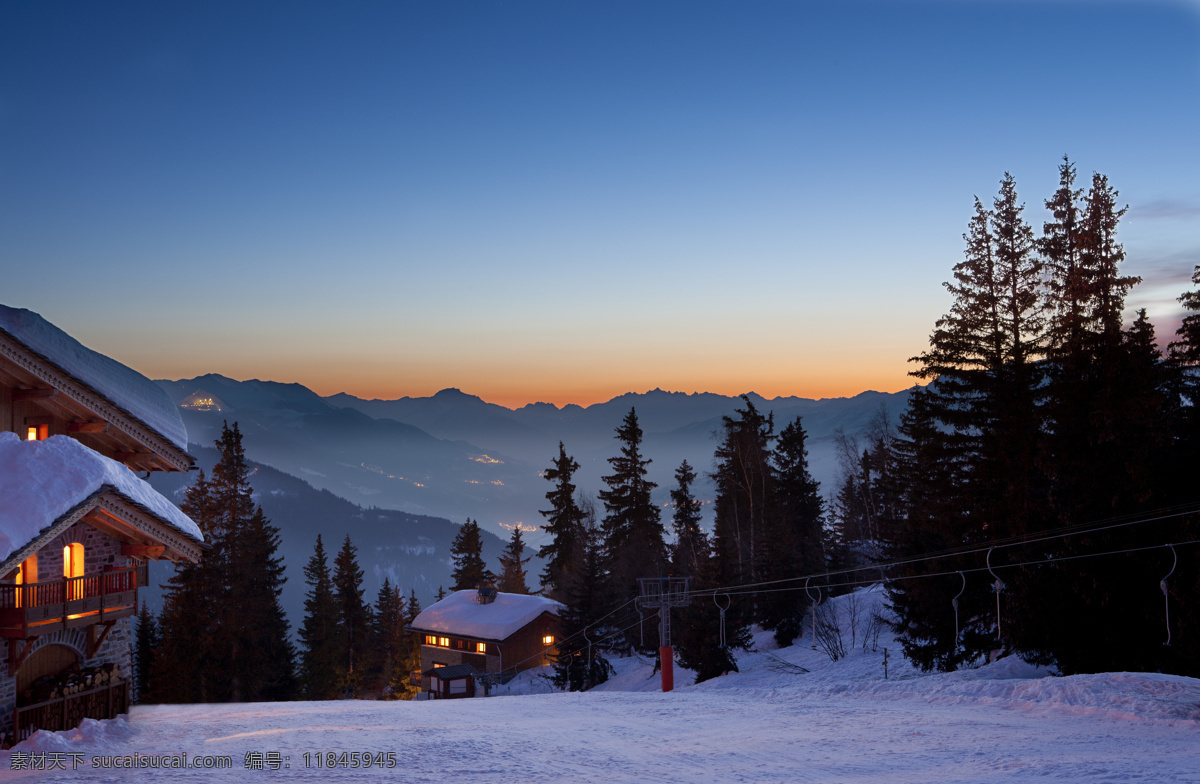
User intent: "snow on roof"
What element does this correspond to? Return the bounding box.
[411,589,563,641]
[0,304,188,452]
[0,432,203,562]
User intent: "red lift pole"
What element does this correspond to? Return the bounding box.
[638,577,691,693]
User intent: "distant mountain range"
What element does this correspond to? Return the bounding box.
[158,374,914,544]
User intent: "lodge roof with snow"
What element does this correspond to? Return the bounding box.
[410,589,564,642]
[0,304,192,470]
[0,432,204,569]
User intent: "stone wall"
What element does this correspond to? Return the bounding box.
[1,521,135,738]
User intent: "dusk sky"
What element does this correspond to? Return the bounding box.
[3,1,1198,408]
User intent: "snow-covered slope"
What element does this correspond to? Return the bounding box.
[5,587,1198,782]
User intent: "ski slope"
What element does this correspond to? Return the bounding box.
[4,587,1198,782]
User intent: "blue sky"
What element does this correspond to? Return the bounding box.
[2,1,1197,406]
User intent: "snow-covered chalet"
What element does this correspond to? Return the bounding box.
[408,588,562,698]
[0,304,203,744]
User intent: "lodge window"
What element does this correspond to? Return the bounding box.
[476,642,487,654]
[542,635,555,645]
[25,424,48,441]
[425,635,437,646]
[14,555,37,608]
[64,544,84,599]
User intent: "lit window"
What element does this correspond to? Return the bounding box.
[14,555,37,608]
[542,635,555,645]
[63,543,84,600]
[438,636,450,648]
[26,424,48,441]
[476,642,487,653]
[425,635,437,646]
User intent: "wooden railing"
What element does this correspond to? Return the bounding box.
[0,564,146,638]
[12,680,129,743]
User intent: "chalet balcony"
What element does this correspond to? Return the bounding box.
[0,563,146,640]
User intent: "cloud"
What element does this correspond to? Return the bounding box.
[1125,247,1200,290]
[1129,199,1200,220]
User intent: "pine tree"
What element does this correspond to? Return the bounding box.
[758,416,824,646]
[669,460,708,579]
[332,535,372,697]
[551,497,612,691]
[710,396,774,589]
[371,578,406,697]
[1170,265,1200,368]
[299,534,342,700]
[537,443,584,600]
[896,177,1046,668]
[435,586,446,602]
[678,398,770,681]
[134,601,159,703]
[151,468,215,702]
[450,519,492,591]
[496,527,532,594]
[599,408,668,651]
[234,507,299,701]
[151,423,297,702]
[388,588,422,700]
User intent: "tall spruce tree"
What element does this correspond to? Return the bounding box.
[235,506,299,701]
[299,534,342,700]
[134,601,159,703]
[450,519,492,591]
[388,589,422,700]
[332,535,372,697]
[538,443,584,600]
[678,398,771,681]
[151,423,296,702]
[551,496,611,691]
[496,527,532,594]
[669,460,708,579]
[758,416,824,646]
[371,578,406,697]
[599,408,668,651]
[895,177,1046,668]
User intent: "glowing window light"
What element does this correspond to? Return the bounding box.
[438,636,450,647]
[542,635,555,645]
[26,424,48,441]
[476,642,486,653]
[63,542,84,600]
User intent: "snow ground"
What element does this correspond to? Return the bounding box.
[4,586,1198,783]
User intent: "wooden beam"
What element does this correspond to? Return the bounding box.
[121,544,166,559]
[67,421,108,434]
[112,451,153,464]
[87,622,116,658]
[12,388,57,401]
[8,636,39,677]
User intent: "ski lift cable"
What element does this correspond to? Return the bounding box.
[685,537,1200,602]
[494,535,1198,681]
[687,505,1200,598]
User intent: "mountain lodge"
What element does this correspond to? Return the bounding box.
[0,305,204,745]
